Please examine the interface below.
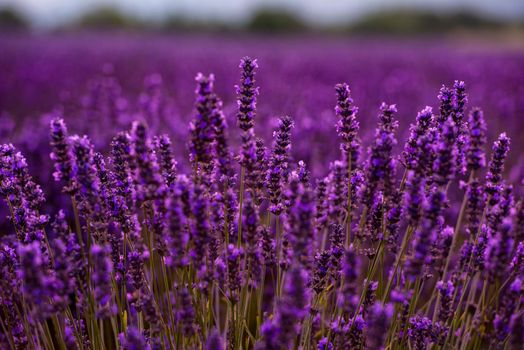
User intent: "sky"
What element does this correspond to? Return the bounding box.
[2,0,524,28]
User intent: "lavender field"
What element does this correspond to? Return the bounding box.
[1,33,524,349]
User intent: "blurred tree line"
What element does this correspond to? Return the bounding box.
[0,6,522,34]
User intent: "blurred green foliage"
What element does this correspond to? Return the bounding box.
[0,7,28,29]
[349,10,507,34]
[246,9,307,33]
[73,7,145,29]
[0,5,521,34]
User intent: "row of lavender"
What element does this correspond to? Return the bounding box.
[1,36,524,181]
[0,55,523,350]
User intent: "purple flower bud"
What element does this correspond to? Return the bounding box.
[437,85,453,124]
[329,223,344,277]
[119,325,149,350]
[466,179,483,236]
[190,183,210,266]
[130,121,165,202]
[406,189,445,281]
[327,160,347,224]
[451,80,468,174]
[205,328,224,350]
[493,278,522,343]
[366,303,394,350]
[111,132,134,207]
[236,57,258,133]
[315,178,329,235]
[486,133,510,196]
[335,83,359,159]
[317,337,333,350]
[467,108,487,170]
[485,218,514,282]
[49,116,75,193]
[312,250,331,294]
[436,280,455,322]
[362,279,378,316]
[177,286,196,337]
[408,316,436,350]
[429,226,453,278]
[510,242,524,277]
[405,170,425,228]
[90,244,116,318]
[259,226,276,268]
[339,245,360,314]
[274,264,310,348]
[509,312,524,350]
[386,189,403,253]
[362,103,398,206]
[403,106,433,170]
[432,118,457,186]
[17,242,55,317]
[153,134,177,189]
[226,244,244,302]
[266,115,294,215]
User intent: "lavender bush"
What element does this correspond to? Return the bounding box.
[0,47,523,349]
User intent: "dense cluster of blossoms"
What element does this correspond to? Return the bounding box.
[0,57,522,350]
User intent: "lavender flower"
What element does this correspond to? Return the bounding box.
[486,133,511,196]
[338,245,359,314]
[366,303,394,350]
[205,329,225,350]
[49,116,75,193]
[451,80,468,174]
[312,250,331,294]
[335,83,359,161]
[17,242,55,317]
[71,135,107,240]
[153,134,177,189]
[465,179,483,235]
[405,170,425,228]
[178,286,196,337]
[327,160,347,224]
[130,121,165,201]
[403,106,433,170]
[509,312,524,350]
[317,337,333,350]
[111,132,134,206]
[436,280,455,322]
[467,107,487,170]
[120,325,149,350]
[408,316,436,350]
[510,241,524,277]
[236,57,258,133]
[406,189,445,281]
[493,278,522,344]
[90,244,116,318]
[262,266,309,349]
[226,244,244,302]
[259,226,276,267]
[362,103,398,205]
[385,189,403,253]
[437,85,453,125]
[266,115,294,215]
[432,118,457,186]
[190,183,210,266]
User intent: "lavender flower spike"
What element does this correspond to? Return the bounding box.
[49,116,75,193]
[335,83,359,164]
[266,115,294,215]
[466,107,487,171]
[485,133,511,196]
[236,56,259,133]
[366,303,394,350]
[91,244,116,318]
